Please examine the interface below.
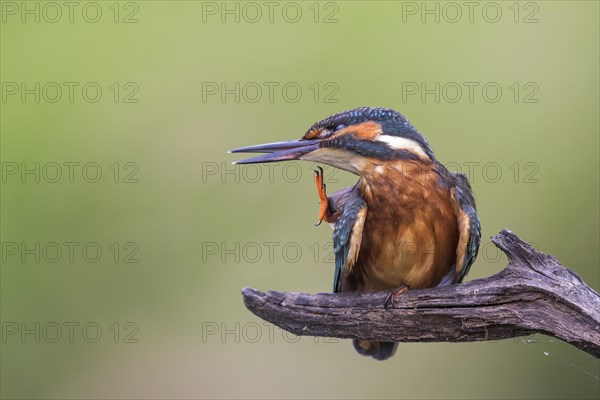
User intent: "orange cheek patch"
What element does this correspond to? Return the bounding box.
[348,121,382,140]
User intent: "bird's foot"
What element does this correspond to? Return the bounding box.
[314,166,329,226]
[384,285,409,309]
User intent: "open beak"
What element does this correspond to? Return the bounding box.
[229,139,321,164]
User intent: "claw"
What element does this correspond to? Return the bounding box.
[314,166,328,226]
[384,286,408,310]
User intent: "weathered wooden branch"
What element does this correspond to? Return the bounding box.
[242,229,600,358]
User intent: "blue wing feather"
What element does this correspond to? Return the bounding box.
[332,191,366,292]
[453,173,481,283]
[458,202,481,282]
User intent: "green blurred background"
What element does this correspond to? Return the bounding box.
[1,1,599,399]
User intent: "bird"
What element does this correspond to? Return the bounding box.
[230,107,481,360]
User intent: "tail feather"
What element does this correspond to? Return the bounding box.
[353,339,398,360]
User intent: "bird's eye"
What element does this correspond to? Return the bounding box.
[333,124,346,132]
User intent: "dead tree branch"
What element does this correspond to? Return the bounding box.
[242,230,600,358]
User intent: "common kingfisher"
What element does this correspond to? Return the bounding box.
[230,107,481,360]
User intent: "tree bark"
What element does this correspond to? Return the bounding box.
[242,230,600,358]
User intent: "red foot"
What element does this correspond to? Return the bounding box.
[314,166,329,226]
[384,286,409,309]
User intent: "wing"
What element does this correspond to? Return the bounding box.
[331,189,367,293]
[451,173,481,284]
